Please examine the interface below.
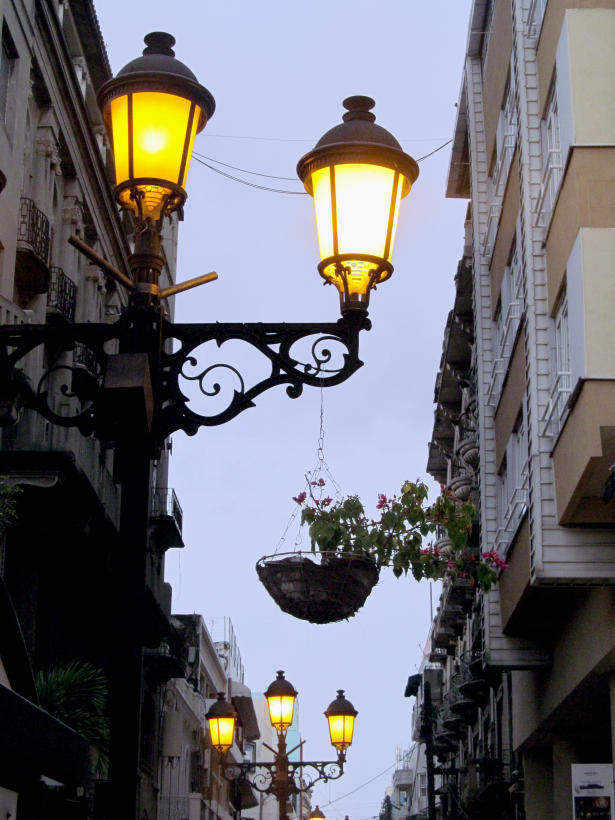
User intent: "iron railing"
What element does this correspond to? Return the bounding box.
[73,341,99,375]
[495,459,530,555]
[47,267,77,322]
[151,487,183,534]
[540,371,572,439]
[17,197,50,264]
[536,148,563,229]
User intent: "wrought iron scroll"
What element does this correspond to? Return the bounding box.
[223,759,344,795]
[156,314,369,440]
[0,312,369,443]
[0,321,117,436]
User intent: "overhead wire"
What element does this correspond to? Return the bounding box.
[192,136,454,195]
[321,761,396,807]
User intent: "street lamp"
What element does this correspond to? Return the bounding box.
[207,692,239,755]
[297,95,419,313]
[213,672,358,820]
[0,32,414,820]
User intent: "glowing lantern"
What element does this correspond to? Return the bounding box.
[297,96,418,314]
[206,692,238,754]
[98,32,215,220]
[265,670,298,733]
[324,690,357,752]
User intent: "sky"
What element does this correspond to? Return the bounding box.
[95,2,472,817]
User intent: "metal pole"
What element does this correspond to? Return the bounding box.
[424,681,437,820]
[275,732,290,820]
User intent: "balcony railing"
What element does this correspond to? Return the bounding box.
[493,132,516,199]
[17,197,50,264]
[151,487,183,535]
[481,203,501,262]
[540,370,572,440]
[536,148,563,230]
[495,460,530,555]
[487,302,522,407]
[527,0,547,38]
[47,267,77,322]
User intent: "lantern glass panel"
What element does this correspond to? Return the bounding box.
[312,163,405,263]
[267,694,295,732]
[209,715,236,753]
[327,713,355,750]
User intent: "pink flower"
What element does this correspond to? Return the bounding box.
[376,493,388,510]
[322,497,333,507]
[292,492,307,504]
[311,478,325,487]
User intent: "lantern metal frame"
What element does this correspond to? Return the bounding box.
[297,96,419,314]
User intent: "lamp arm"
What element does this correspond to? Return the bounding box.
[0,312,369,445]
[222,758,345,795]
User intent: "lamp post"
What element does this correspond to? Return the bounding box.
[208,671,357,820]
[0,32,416,820]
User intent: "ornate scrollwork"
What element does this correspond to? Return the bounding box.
[0,321,117,435]
[0,310,369,445]
[221,758,345,796]
[156,314,369,440]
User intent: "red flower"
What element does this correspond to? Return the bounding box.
[292,492,307,504]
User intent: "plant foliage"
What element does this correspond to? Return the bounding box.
[293,479,507,591]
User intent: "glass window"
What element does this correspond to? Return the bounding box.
[0,25,17,124]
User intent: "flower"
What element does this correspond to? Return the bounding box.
[292,492,306,505]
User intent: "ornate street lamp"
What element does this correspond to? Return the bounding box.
[0,33,407,820]
[219,672,357,820]
[265,670,298,733]
[297,95,418,314]
[325,689,358,754]
[206,692,239,754]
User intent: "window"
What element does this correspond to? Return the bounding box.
[527,0,548,38]
[419,772,427,798]
[496,407,529,553]
[537,80,562,228]
[0,24,17,125]
[488,229,524,407]
[541,286,571,438]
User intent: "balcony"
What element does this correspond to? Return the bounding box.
[47,267,77,323]
[495,459,529,556]
[540,370,571,441]
[150,487,184,549]
[15,197,50,300]
[536,148,563,231]
[143,641,185,685]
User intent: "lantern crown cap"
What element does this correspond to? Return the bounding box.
[265,670,298,699]
[325,689,358,718]
[342,95,376,123]
[312,96,403,152]
[116,32,199,83]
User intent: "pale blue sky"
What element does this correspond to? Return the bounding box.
[95,2,472,816]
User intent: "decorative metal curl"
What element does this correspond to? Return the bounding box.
[157,313,370,440]
[221,758,345,796]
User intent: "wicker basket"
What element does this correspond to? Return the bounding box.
[256,551,379,624]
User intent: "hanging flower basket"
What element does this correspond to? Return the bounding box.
[256,551,379,624]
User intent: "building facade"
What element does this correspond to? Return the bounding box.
[417,0,615,817]
[0,1,184,817]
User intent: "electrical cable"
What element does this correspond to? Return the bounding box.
[193,150,300,181]
[192,155,308,195]
[192,137,454,194]
[322,761,396,807]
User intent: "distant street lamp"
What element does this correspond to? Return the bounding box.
[208,671,358,820]
[0,31,415,820]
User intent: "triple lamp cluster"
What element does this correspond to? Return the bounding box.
[206,670,358,761]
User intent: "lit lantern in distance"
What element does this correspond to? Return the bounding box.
[325,690,357,752]
[206,692,238,754]
[265,670,298,733]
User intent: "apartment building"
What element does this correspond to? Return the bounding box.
[418,0,615,817]
[160,616,260,820]
[0,1,184,817]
